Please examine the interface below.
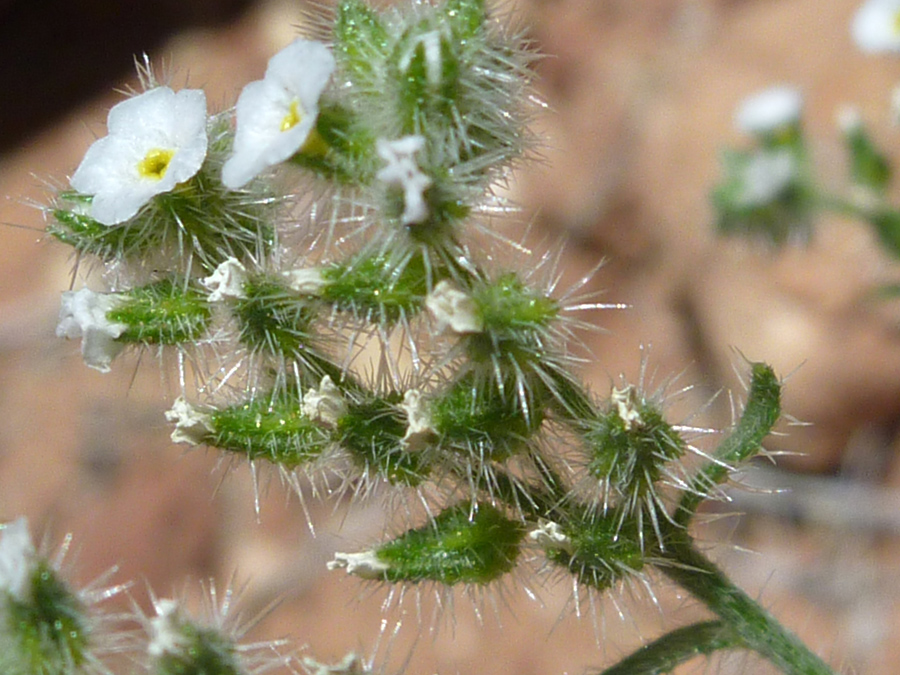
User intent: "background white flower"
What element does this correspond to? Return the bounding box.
[734,86,803,135]
[56,288,128,373]
[222,39,336,189]
[70,87,208,225]
[853,0,900,53]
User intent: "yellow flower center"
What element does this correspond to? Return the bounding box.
[138,148,175,181]
[893,10,900,35]
[280,100,304,132]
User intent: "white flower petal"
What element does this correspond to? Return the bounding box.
[425,281,483,334]
[165,397,214,446]
[71,87,208,225]
[56,288,128,373]
[0,517,35,599]
[222,39,335,188]
[202,257,248,302]
[734,86,803,135]
[737,151,796,208]
[853,0,900,53]
[399,389,436,450]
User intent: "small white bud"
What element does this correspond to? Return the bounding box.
[399,389,437,451]
[282,267,326,295]
[56,288,128,373]
[202,257,248,302]
[611,385,643,431]
[425,280,483,334]
[327,550,390,579]
[165,397,214,445]
[301,376,346,426]
[528,520,574,554]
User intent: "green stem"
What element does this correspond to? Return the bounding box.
[676,362,780,527]
[656,532,837,675]
[599,621,736,675]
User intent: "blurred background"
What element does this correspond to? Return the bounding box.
[3,0,900,673]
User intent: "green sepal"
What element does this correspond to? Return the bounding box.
[290,103,377,183]
[207,392,331,469]
[5,559,90,674]
[320,249,430,324]
[442,0,487,42]
[154,621,243,675]
[430,374,544,462]
[868,208,900,259]
[543,508,646,593]
[676,362,781,526]
[233,275,319,361]
[585,386,686,509]
[337,393,431,485]
[106,279,212,345]
[333,0,391,87]
[48,191,146,262]
[845,124,891,194]
[465,273,560,367]
[375,502,525,584]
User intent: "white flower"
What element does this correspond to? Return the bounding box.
[222,39,335,188]
[165,397,214,446]
[0,517,36,600]
[301,376,346,426]
[853,0,900,53]
[376,136,433,225]
[327,550,390,579]
[202,257,248,302]
[56,288,128,373]
[425,280,483,334]
[737,150,796,208]
[71,87,208,225]
[734,86,803,136]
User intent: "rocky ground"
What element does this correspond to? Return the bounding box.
[2,0,900,673]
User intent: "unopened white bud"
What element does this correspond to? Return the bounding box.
[327,550,390,579]
[426,280,483,334]
[301,376,346,426]
[202,257,247,302]
[165,397,214,445]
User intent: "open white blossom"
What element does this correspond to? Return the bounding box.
[165,397,214,446]
[301,376,346,426]
[70,87,208,225]
[376,136,433,225]
[327,550,390,579]
[56,288,128,373]
[737,151,796,208]
[853,0,900,53]
[735,86,803,136]
[0,517,36,600]
[425,280,483,334]
[202,257,248,302]
[222,39,335,188]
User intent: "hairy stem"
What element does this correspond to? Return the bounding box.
[656,531,837,675]
[599,621,736,675]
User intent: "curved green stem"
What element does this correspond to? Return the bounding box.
[599,620,736,675]
[655,531,837,675]
[676,362,780,528]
